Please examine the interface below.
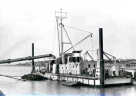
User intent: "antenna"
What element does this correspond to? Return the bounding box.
[55,9,67,20]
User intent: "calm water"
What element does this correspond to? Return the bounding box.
[0,65,136,96]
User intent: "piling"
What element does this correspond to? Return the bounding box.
[99,28,105,87]
[32,43,35,73]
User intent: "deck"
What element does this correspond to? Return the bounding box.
[54,74,99,80]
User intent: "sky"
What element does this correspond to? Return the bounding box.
[0,0,136,62]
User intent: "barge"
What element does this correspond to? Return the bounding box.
[0,10,133,87]
[42,10,132,87]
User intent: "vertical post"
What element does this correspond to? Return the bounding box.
[61,19,64,64]
[38,60,40,72]
[32,43,35,73]
[56,9,67,64]
[59,9,64,64]
[99,28,105,87]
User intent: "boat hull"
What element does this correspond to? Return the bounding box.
[61,81,82,86]
[21,73,48,81]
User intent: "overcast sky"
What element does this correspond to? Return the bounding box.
[0,0,136,61]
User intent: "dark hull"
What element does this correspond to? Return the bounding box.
[21,74,48,81]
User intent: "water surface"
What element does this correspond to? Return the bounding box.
[0,65,136,96]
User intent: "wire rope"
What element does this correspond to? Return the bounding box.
[63,26,75,50]
[64,33,92,53]
[64,24,92,34]
[52,20,57,54]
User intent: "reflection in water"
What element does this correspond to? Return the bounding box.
[100,88,105,96]
[31,81,35,95]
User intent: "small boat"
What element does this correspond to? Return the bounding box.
[21,73,48,81]
[61,81,81,86]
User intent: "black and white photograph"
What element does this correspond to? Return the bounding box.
[0,0,136,96]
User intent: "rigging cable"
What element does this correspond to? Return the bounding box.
[64,33,92,53]
[64,25,92,33]
[62,25,93,53]
[52,19,57,54]
[63,25,75,51]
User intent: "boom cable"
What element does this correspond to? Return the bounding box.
[64,25,92,34]
[52,20,57,54]
[64,33,92,53]
[62,24,93,53]
[63,25,75,51]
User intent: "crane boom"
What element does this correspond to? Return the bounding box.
[64,33,92,54]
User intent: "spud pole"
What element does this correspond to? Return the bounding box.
[31,43,35,73]
[99,28,105,88]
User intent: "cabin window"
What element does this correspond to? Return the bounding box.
[69,57,73,62]
[50,60,55,64]
[62,67,63,69]
[113,71,115,75]
[88,64,90,68]
[73,65,74,68]
[72,57,81,62]
[94,64,95,68]
[66,67,67,69]
[77,57,81,62]
[73,57,76,62]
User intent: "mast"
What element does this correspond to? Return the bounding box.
[60,9,64,64]
[55,9,67,64]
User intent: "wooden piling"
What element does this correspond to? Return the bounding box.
[32,43,35,73]
[99,28,105,87]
